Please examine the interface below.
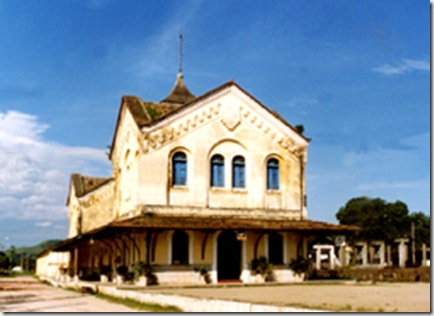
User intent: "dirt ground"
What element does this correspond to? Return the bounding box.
[147,281,431,312]
[0,276,140,312]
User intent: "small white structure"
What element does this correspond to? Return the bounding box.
[312,245,340,270]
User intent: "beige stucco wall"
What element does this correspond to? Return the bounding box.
[36,251,70,278]
[68,181,115,238]
[108,87,308,220]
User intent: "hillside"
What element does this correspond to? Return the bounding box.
[13,239,62,258]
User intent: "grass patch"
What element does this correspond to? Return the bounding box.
[95,292,183,312]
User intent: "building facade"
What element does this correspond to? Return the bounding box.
[37,73,355,285]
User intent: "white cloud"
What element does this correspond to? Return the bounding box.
[373,59,430,75]
[35,221,52,227]
[0,110,111,221]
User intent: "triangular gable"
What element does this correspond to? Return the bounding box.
[66,173,112,205]
[109,80,309,160]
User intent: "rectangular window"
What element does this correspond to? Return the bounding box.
[233,165,245,188]
[211,163,224,187]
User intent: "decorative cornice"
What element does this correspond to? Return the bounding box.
[142,103,222,153]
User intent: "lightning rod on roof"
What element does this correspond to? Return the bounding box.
[178,33,183,74]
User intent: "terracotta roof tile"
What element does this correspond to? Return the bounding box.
[110,214,357,233]
[70,173,113,198]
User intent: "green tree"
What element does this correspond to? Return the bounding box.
[336,197,411,243]
[7,246,16,268]
[409,212,430,247]
[0,251,10,270]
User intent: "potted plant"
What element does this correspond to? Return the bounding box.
[194,265,212,284]
[288,257,312,280]
[115,265,128,284]
[100,265,111,283]
[250,256,274,282]
[133,261,158,286]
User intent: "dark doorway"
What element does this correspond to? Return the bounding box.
[217,230,241,281]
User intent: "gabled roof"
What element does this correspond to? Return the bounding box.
[109,80,310,160]
[66,173,113,204]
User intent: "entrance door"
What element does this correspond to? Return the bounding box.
[217,230,241,281]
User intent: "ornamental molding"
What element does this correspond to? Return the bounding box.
[239,105,306,158]
[78,180,114,208]
[220,105,241,131]
[142,103,222,153]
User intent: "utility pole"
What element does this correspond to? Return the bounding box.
[411,221,416,266]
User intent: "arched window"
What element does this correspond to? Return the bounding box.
[268,231,283,264]
[211,154,225,187]
[172,152,187,186]
[232,156,245,188]
[266,158,279,190]
[172,230,189,265]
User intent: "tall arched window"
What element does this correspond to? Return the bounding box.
[172,230,189,265]
[266,158,279,190]
[172,152,187,186]
[232,156,245,188]
[211,154,225,187]
[268,231,283,264]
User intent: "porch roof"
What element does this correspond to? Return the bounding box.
[38,214,357,256]
[110,214,357,232]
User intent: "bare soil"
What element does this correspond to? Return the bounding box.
[0,276,140,312]
[149,281,430,312]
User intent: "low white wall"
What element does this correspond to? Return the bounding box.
[155,271,205,285]
[98,285,325,312]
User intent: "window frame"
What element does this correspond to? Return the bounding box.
[211,154,225,188]
[232,155,246,189]
[172,151,187,186]
[266,158,280,190]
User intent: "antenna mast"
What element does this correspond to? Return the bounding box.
[178,33,183,74]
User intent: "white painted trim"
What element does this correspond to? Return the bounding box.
[142,88,230,133]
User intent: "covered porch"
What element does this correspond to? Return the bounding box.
[37,213,356,285]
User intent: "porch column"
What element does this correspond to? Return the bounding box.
[283,233,288,264]
[240,235,250,283]
[210,231,220,284]
[188,231,194,265]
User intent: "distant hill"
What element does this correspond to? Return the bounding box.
[13,239,62,258]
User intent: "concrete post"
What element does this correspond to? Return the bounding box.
[395,238,409,268]
[329,247,334,270]
[315,247,321,270]
[379,242,385,265]
[361,243,368,266]
[422,243,427,266]
[386,245,392,266]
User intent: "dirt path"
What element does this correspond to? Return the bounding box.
[149,281,430,312]
[0,276,141,312]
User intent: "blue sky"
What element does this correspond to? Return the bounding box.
[0,0,430,247]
